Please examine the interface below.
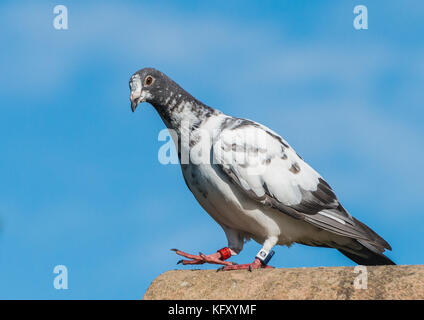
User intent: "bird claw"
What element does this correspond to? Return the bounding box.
[218,258,271,271]
[172,248,233,266]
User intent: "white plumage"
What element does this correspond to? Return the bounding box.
[129,68,394,267]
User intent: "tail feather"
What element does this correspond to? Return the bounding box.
[338,240,395,266]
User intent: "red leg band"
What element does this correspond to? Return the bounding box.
[217,247,232,260]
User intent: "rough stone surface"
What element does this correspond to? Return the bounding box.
[143,265,424,300]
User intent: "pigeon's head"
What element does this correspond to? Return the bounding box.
[129,67,168,112]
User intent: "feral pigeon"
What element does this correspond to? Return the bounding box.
[129,67,395,270]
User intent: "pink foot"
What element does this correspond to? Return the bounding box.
[219,258,274,271]
[171,248,235,266]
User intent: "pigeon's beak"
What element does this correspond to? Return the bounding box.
[130,92,140,113]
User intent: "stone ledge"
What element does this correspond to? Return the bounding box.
[144,265,424,300]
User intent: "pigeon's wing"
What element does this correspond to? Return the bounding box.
[212,119,390,250]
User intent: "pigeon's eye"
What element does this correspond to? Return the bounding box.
[144,76,154,86]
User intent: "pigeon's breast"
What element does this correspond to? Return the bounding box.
[178,115,281,239]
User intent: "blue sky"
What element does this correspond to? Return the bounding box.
[0,0,423,299]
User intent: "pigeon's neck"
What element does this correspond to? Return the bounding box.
[151,89,220,135]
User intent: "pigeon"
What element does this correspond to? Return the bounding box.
[129,67,395,270]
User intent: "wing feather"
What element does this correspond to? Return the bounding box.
[213,118,390,250]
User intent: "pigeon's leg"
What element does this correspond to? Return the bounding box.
[171,248,236,266]
[220,236,277,271]
[172,226,244,266]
